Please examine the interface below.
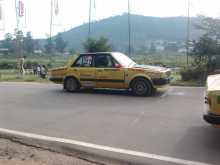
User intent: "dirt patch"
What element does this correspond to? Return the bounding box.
[0,138,97,165]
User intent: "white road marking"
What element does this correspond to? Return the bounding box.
[131,111,145,126]
[0,128,211,165]
[160,88,186,98]
[171,92,185,96]
[160,88,173,98]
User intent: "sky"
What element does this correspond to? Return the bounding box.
[0,0,220,39]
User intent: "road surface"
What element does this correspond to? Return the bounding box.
[0,82,219,165]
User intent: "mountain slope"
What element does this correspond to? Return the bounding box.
[57,14,202,52]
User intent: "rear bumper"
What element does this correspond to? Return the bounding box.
[152,77,172,86]
[203,113,220,125]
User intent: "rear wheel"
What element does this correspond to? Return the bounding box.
[131,78,153,96]
[64,77,79,92]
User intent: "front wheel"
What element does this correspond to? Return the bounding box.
[131,78,153,96]
[64,77,79,92]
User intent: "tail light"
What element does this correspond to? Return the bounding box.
[208,97,212,105]
[205,96,211,106]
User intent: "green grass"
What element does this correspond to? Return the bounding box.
[168,70,205,87]
[171,80,205,87]
[0,55,78,69]
[0,70,50,83]
[133,54,193,68]
[0,54,205,86]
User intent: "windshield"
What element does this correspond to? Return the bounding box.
[112,53,136,67]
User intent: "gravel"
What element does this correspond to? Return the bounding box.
[0,138,98,165]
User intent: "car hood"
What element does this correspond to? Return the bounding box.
[134,64,170,73]
[49,66,68,77]
[49,66,67,72]
[207,74,220,92]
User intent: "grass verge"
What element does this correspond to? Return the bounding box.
[0,70,50,83]
[170,72,205,87]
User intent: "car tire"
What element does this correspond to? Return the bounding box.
[131,78,153,96]
[65,77,79,92]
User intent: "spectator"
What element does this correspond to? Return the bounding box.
[37,65,41,76]
[211,56,217,73]
[40,65,47,79]
[19,56,26,75]
[33,64,38,75]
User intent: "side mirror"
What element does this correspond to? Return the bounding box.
[115,64,122,68]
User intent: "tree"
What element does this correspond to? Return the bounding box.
[14,29,25,58]
[83,37,112,53]
[192,16,220,73]
[55,33,68,53]
[23,32,34,54]
[14,29,24,42]
[33,40,42,50]
[149,42,156,53]
[192,35,219,72]
[44,38,54,54]
[195,16,220,40]
[2,33,15,53]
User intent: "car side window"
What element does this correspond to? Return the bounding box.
[73,55,93,67]
[95,55,115,68]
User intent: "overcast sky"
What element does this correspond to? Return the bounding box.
[0,0,220,39]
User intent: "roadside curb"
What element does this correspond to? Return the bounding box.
[0,128,123,165]
[0,128,212,165]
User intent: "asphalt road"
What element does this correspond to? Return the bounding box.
[0,82,219,165]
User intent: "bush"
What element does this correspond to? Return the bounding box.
[180,66,207,81]
[0,61,17,69]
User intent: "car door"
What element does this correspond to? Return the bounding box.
[95,54,125,89]
[71,54,96,88]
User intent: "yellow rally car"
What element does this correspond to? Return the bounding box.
[204,74,220,125]
[49,52,171,96]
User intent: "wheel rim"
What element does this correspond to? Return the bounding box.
[66,79,76,91]
[134,81,148,95]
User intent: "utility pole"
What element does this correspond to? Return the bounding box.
[14,0,19,29]
[88,0,92,39]
[14,0,20,71]
[50,0,53,41]
[47,0,54,54]
[0,0,5,31]
[186,0,190,66]
[128,0,131,57]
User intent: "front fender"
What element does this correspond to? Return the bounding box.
[127,73,153,88]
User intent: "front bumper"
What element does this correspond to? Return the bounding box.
[49,77,63,83]
[152,77,172,86]
[203,113,220,125]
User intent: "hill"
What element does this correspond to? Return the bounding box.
[55,14,202,53]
